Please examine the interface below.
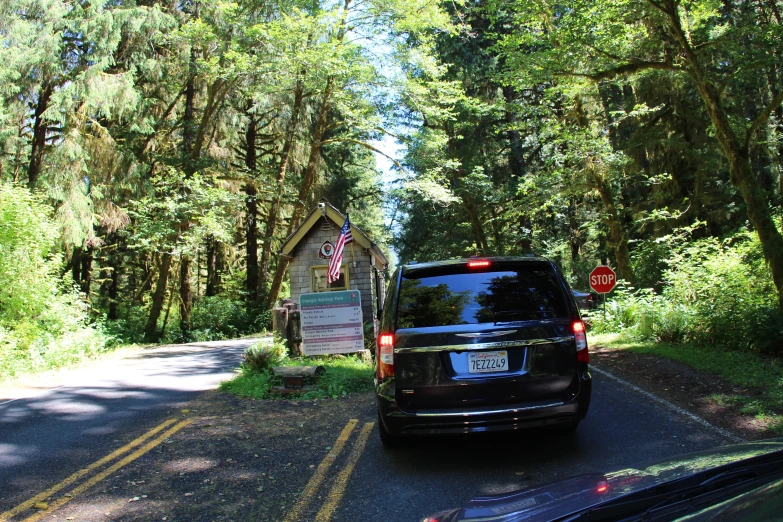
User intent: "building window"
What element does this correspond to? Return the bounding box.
[311,265,350,292]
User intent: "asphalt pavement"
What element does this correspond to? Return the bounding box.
[0,342,743,522]
[0,339,257,515]
[332,369,737,521]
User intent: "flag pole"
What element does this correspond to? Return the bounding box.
[348,214,357,268]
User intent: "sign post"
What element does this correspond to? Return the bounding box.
[589,265,617,316]
[300,290,364,355]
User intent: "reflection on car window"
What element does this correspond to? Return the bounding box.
[398,269,567,328]
[396,279,470,329]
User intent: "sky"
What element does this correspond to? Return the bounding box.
[370,134,404,266]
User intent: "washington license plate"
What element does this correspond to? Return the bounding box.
[468,350,508,373]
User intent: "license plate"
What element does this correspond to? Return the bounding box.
[468,350,508,373]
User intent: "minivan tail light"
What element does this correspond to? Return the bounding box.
[467,260,490,268]
[378,334,394,379]
[573,321,589,364]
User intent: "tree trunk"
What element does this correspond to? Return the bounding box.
[592,168,634,285]
[503,86,533,255]
[666,8,783,305]
[245,183,259,301]
[502,86,526,173]
[28,83,53,188]
[205,236,223,296]
[71,248,82,287]
[243,115,260,301]
[179,254,193,336]
[258,78,305,296]
[144,253,173,342]
[108,256,120,320]
[133,255,154,304]
[71,246,93,297]
[99,234,121,320]
[572,96,634,283]
[183,61,196,170]
[598,233,609,266]
[266,77,335,309]
[568,197,583,274]
[161,273,177,340]
[176,53,197,334]
[462,194,489,254]
[80,247,93,297]
[695,82,783,305]
[264,0,350,309]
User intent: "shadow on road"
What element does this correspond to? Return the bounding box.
[0,340,253,506]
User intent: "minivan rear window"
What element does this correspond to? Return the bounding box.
[397,269,568,328]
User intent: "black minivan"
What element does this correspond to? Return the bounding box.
[375,257,591,445]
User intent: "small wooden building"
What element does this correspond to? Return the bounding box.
[278,201,389,339]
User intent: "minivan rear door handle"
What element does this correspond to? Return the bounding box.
[455,330,517,338]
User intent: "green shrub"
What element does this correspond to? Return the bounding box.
[593,227,782,354]
[241,339,287,373]
[0,183,59,325]
[663,231,777,350]
[251,310,272,333]
[190,295,249,340]
[103,304,150,343]
[0,183,113,382]
[183,297,272,342]
[105,297,272,345]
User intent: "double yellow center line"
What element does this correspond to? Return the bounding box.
[284,419,375,522]
[4,416,372,522]
[0,417,192,522]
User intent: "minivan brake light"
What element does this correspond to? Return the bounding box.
[378,334,394,379]
[573,321,589,364]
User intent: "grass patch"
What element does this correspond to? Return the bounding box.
[590,332,783,434]
[220,352,374,401]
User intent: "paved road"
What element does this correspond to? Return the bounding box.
[1,350,743,522]
[332,367,737,521]
[0,339,257,514]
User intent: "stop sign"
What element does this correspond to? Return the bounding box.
[589,265,617,294]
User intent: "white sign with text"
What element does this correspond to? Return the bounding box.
[300,290,364,355]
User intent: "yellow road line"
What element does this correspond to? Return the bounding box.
[20,419,192,522]
[314,421,374,522]
[283,419,359,522]
[0,418,178,521]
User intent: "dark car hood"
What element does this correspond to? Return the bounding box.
[429,439,783,522]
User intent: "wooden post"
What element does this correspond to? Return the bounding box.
[272,307,288,342]
[288,310,302,357]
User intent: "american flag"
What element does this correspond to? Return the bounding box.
[327,215,353,284]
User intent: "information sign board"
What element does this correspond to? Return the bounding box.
[300,290,364,355]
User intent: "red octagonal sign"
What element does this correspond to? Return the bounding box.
[590,265,617,294]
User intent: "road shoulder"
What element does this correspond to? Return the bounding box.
[591,343,777,441]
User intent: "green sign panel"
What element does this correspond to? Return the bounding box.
[299,290,364,355]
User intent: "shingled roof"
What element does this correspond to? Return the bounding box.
[278,200,388,265]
